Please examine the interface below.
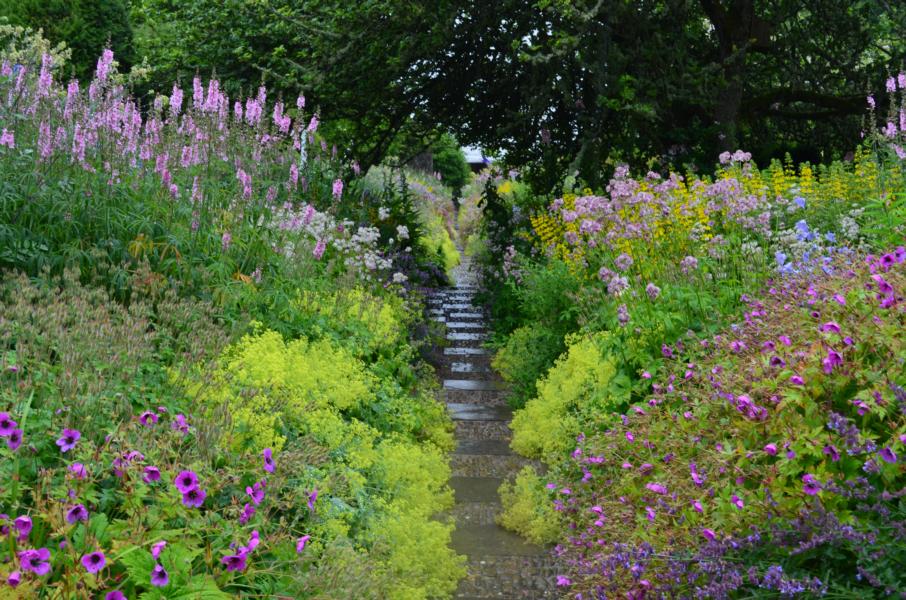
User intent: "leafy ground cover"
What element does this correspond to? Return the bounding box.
[0,38,464,599]
[476,83,906,597]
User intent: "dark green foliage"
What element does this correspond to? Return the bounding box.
[0,0,134,80]
[431,134,470,199]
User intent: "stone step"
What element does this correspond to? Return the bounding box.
[448,312,484,320]
[448,403,512,421]
[455,439,513,455]
[444,347,491,356]
[451,523,546,557]
[450,476,504,503]
[451,454,532,478]
[449,501,503,526]
[444,379,508,392]
[442,303,475,310]
[446,321,486,330]
[443,360,494,375]
[454,555,562,599]
[455,421,512,441]
[444,389,509,406]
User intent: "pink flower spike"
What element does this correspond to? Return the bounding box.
[296,535,310,553]
[307,489,318,511]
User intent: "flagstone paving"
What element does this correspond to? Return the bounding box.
[430,254,560,599]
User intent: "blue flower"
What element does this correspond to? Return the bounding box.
[793,196,806,209]
[825,231,836,243]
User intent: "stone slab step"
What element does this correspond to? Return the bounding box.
[451,454,532,478]
[442,303,475,310]
[444,347,491,356]
[444,361,494,374]
[449,501,503,526]
[450,476,504,503]
[447,332,487,342]
[454,555,561,599]
[455,421,512,441]
[455,439,513,455]
[451,523,546,557]
[444,389,510,406]
[448,312,485,320]
[446,321,486,330]
[448,403,512,421]
[444,379,508,391]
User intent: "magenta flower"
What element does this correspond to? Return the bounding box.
[691,499,703,513]
[820,321,841,334]
[879,447,897,464]
[14,516,32,540]
[81,551,106,573]
[7,570,21,587]
[239,503,256,525]
[246,481,266,506]
[221,552,248,572]
[171,414,190,434]
[822,349,843,374]
[645,506,655,521]
[143,466,161,483]
[7,428,22,451]
[645,483,667,495]
[307,489,318,511]
[556,575,572,587]
[701,528,716,541]
[56,428,80,453]
[139,411,158,427]
[245,530,261,552]
[802,474,821,495]
[18,548,51,575]
[790,375,805,385]
[173,470,199,493]
[625,431,635,443]
[0,412,17,436]
[69,463,87,479]
[332,178,344,200]
[731,494,744,509]
[763,443,778,456]
[150,564,169,587]
[105,591,126,600]
[778,335,792,346]
[661,344,673,359]
[181,487,206,508]
[871,274,894,295]
[151,541,167,560]
[296,534,310,553]
[262,448,275,473]
[65,504,89,524]
[823,445,840,462]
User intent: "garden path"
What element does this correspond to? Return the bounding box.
[429,253,559,599]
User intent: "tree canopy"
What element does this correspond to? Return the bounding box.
[9,1,904,188]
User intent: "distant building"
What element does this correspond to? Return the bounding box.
[462,146,492,173]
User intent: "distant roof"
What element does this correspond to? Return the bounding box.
[462,145,491,164]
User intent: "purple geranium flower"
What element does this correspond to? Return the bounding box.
[7,570,21,587]
[239,503,255,525]
[7,428,22,451]
[645,483,668,495]
[66,504,89,524]
[143,466,161,483]
[879,447,897,463]
[81,551,106,573]
[701,528,716,541]
[150,563,169,587]
[221,552,248,572]
[139,411,158,427]
[790,374,805,385]
[69,463,87,479]
[296,535,310,553]
[18,548,51,575]
[802,474,821,495]
[823,445,840,462]
[105,591,127,600]
[56,429,80,453]
[307,489,318,511]
[246,481,265,506]
[173,470,198,493]
[0,412,17,436]
[151,541,167,559]
[763,443,777,456]
[262,448,275,473]
[181,487,206,508]
[14,516,32,540]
